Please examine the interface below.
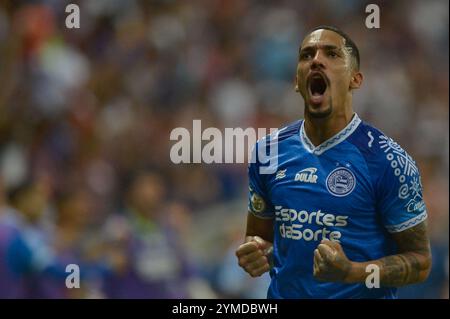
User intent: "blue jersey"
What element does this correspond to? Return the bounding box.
[248,114,427,299]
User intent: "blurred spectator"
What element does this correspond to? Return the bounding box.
[43,189,107,298]
[0,177,26,298]
[0,179,54,298]
[102,171,215,298]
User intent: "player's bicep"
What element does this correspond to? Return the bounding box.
[390,221,432,281]
[390,220,431,256]
[247,141,274,219]
[247,140,274,241]
[246,212,274,243]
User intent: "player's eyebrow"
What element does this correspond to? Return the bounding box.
[299,44,342,54]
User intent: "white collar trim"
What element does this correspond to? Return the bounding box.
[300,113,361,155]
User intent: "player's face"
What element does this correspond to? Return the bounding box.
[296,30,355,118]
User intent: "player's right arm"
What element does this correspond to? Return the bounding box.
[236,213,273,277]
[236,140,275,277]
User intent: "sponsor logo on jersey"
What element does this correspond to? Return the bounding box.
[326,167,356,197]
[275,169,287,180]
[295,167,318,184]
[275,206,348,242]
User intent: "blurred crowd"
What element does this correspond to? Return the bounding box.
[0,0,448,298]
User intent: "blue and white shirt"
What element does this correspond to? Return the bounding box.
[248,114,427,299]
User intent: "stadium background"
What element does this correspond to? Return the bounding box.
[0,0,448,298]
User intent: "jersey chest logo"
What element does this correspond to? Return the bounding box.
[295,167,318,184]
[326,167,356,197]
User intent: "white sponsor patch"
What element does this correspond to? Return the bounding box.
[295,167,318,184]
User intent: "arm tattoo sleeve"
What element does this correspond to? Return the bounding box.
[377,221,431,287]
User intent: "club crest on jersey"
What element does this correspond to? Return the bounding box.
[295,167,318,184]
[326,167,356,197]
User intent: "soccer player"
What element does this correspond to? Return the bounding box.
[235,26,431,299]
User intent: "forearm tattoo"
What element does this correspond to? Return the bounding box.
[377,221,431,286]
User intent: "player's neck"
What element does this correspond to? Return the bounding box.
[304,109,355,146]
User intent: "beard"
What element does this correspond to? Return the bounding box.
[305,99,333,119]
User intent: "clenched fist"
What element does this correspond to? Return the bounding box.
[236,236,272,277]
[313,239,353,282]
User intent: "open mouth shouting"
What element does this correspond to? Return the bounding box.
[307,72,329,106]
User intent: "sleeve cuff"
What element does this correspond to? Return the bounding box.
[384,211,427,233]
[248,209,273,220]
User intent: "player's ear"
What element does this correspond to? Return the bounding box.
[295,75,300,92]
[350,71,363,90]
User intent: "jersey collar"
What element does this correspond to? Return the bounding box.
[300,113,361,155]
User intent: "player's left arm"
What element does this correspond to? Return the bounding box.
[313,221,432,286]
